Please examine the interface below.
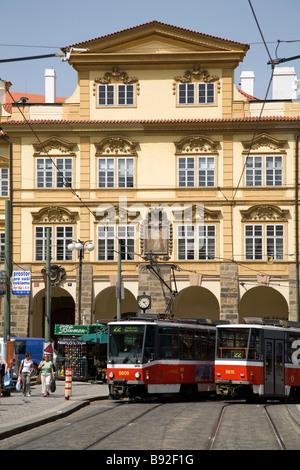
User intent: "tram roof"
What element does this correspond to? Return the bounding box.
[216,317,300,331]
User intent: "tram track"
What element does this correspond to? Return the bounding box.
[207,402,287,450]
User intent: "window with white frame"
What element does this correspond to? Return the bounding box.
[177,224,216,260]
[244,224,284,260]
[178,157,195,187]
[34,226,74,261]
[177,156,215,187]
[97,225,135,261]
[0,232,4,262]
[245,155,283,186]
[97,226,115,261]
[98,84,135,107]
[36,157,73,188]
[98,157,134,188]
[0,168,9,196]
[177,82,215,106]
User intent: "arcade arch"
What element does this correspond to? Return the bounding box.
[172,286,220,319]
[31,287,75,338]
[93,286,138,323]
[239,286,288,322]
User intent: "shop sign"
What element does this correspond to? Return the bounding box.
[54,324,89,335]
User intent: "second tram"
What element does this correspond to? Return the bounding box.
[107,314,219,400]
[215,318,300,401]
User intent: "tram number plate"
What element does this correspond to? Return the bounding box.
[225,370,235,375]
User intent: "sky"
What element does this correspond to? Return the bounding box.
[1,0,300,101]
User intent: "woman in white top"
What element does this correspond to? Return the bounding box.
[19,352,34,397]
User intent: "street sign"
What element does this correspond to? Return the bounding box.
[12,271,31,295]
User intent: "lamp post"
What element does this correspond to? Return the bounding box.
[67,240,94,325]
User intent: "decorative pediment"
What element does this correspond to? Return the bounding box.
[174,66,219,84]
[32,207,78,223]
[240,205,289,222]
[175,135,219,154]
[173,204,221,223]
[95,136,138,156]
[33,137,76,155]
[0,155,9,167]
[93,66,140,96]
[242,133,287,152]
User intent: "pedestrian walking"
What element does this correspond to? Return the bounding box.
[38,354,54,397]
[0,354,7,396]
[19,352,34,397]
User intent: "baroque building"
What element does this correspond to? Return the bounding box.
[0,21,300,338]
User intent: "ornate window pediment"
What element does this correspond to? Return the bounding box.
[175,135,219,154]
[95,136,138,156]
[93,66,140,96]
[32,206,78,224]
[242,133,287,153]
[173,65,220,95]
[33,136,76,155]
[240,205,289,222]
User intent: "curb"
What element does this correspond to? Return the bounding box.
[0,394,108,440]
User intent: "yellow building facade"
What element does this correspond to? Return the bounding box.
[0,22,300,337]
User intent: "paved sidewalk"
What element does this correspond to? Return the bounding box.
[0,379,109,439]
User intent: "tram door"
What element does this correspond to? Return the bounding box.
[264,339,284,396]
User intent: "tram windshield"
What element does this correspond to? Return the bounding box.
[108,324,146,364]
[216,327,261,360]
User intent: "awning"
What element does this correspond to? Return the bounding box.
[78,332,107,344]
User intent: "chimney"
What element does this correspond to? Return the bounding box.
[45,69,56,103]
[240,71,255,97]
[272,66,300,99]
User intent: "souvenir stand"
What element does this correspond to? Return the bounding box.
[54,324,108,381]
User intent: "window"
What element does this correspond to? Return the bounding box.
[98,158,115,188]
[97,226,115,261]
[178,157,195,187]
[35,226,53,261]
[245,155,283,186]
[198,225,216,260]
[177,224,216,261]
[56,226,74,261]
[177,156,215,187]
[34,226,74,262]
[178,83,195,105]
[198,157,215,186]
[198,83,215,104]
[97,225,135,261]
[0,168,9,196]
[36,158,73,188]
[98,84,135,107]
[177,82,215,106]
[97,157,134,188]
[0,232,4,262]
[245,224,284,260]
[118,226,135,261]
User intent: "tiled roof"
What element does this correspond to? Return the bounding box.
[2,116,300,126]
[63,20,249,49]
[5,91,66,104]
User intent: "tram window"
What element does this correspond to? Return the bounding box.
[216,328,250,359]
[208,331,216,360]
[179,329,195,359]
[159,327,178,359]
[248,329,261,360]
[194,330,208,359]
[144,325,155,360]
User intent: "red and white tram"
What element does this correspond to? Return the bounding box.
[215,318,300,401]
[107,315,218,400]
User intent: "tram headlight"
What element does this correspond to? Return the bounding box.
[134,371,141,379]
[108,371,114,379]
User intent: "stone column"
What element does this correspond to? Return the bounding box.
[138,265,172,314]
[77,264,93,325]
[220,263,239,322]
[289,264,299,322]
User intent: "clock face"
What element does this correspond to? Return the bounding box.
[137,295,151,310]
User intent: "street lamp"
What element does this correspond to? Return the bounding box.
[67,240,94,325]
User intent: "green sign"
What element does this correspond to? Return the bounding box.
[54,324,107,336]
